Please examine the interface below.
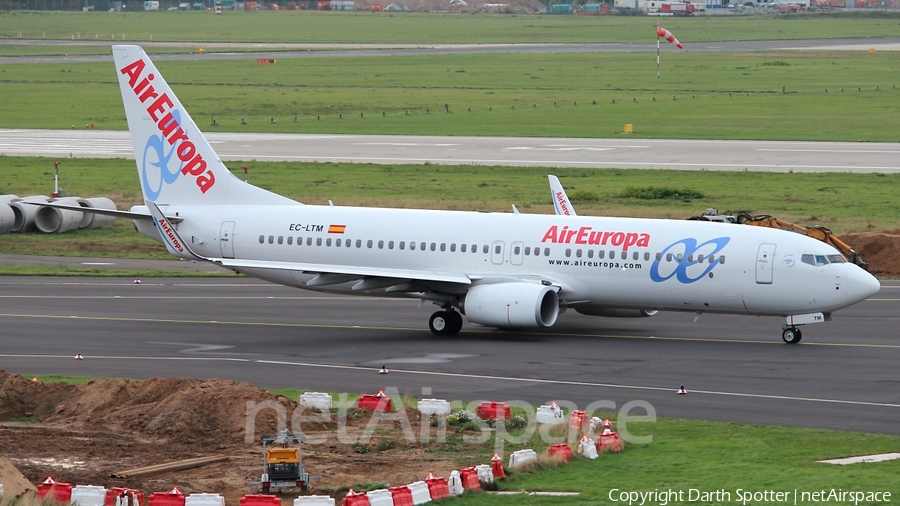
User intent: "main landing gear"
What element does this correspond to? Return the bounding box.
[429,310,463,336]
[782,326,802,344]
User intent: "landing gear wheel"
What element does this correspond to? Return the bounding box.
[782,327,802,344]
[447,310,463,335]
[430,311,450,335]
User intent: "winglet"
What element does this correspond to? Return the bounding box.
[146,201,207,261]
[549,175,577,216]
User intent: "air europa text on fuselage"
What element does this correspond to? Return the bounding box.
[541,225,650,251]
[120,58,216,194]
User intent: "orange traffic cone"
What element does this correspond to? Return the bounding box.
[42,476,55,485]
[168,487,181,495]
[426,471,436,480]
[491,453,505,479]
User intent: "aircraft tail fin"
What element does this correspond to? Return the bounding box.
[549,175,577,216]
[112,45,295,207]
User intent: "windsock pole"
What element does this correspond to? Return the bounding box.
[656,22,661,79]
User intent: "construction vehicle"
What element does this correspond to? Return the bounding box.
[250,429,310,494]
[688,209,868,270]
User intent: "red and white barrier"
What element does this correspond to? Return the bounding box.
[38,477,73,503]
[507,449,537,469]
[185,493,224,506]
[293,496,335,506]
[300,392,333,411]
[578,435,599,460]
[447,471,463,496]
[548,443,573,463]
[474,464,494,485]
[340,489,369,506]
[536,402,564,425]
[405,482,431,505]
[108,488,144,506]
[363,489,392,506]
[416,399,451,416]
[388,486,413,506]
[458,468,480,492]
[424,474,449,500]
[148,487,185,506]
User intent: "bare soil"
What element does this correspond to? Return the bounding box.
[0,372,480,504]
[839,231,900,277]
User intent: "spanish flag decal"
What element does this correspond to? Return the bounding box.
[328,224,346,234]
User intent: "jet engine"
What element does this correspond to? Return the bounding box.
[462,282,559,329]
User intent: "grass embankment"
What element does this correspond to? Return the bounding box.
[1,157,899,260]
[1,52,899,140]
[12,376,900,504]
[2,11,900,44]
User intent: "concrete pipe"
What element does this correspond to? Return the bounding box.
[77,197,118,229]
[0,194,20,205]
[9,196,49,233]
[0,204,14,235]
[35,197,83,234]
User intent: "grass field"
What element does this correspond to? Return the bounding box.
[2,156,898,260]
[3,11,900,44]
[2,51,900,140]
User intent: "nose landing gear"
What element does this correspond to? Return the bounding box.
[782,326,802,344]
[429,310,463,335]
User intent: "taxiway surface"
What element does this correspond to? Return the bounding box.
[0,276,897,434]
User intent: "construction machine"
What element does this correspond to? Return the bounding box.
[250,429,310,494]
[689,209,868,270]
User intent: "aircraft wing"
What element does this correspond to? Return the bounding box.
[214,258,472,286]
[549,175,577,216]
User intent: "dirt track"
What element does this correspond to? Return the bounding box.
[0,373,477,504]
[839,231,900,277]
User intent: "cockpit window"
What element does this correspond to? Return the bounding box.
[801,254,814,266]
[827,255,846,264]
[815,255,828,266]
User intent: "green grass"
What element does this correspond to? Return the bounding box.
[30,373,107,383]
[3,11,900,44]
[2,51,899,140]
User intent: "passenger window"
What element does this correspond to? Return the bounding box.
[599,250,605,259]
[609,250,615,259]
[346,240,351,248]
[708,255,715,264]
[336,238,341,247]
[720,256,726,265]
[621,251,627,260]
[676,253,683,262]
[534,247,540,257]
[326,238,332,247]
[483,245,489,254]
[655,252,662,261]
[410,242,416,251]
[687,254,693,262]
[378,240,384,249]
[316,238,322,246]
[666,253,673,262]
[268,235,274,244]
[472,244,478,253]
[450,243,456,252]
[514,246,521,255]
[297,237,302,245]
[356,239,362,248]
[494,244,501,254]
[576,249,582,258]
[815,255,827,266]
[544,248,550,256]
[399,241,405,250]
[697,254,704,263]
[259,235,264,244]
[633,251,639,261]
[431,243,437,251]
[367,240,373,248]
[307,237,313,246]
[461,244,467,253]
[287,237,293,245]
[587,250,593,258]
[565,248,571,258]
[388,241,394,250]
[422,242,427,251]
[277,236,283,245]
[644,252,650,261]
[440,243,446,252]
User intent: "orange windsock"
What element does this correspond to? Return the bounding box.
[656,27,683,49]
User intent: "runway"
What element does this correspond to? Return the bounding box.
[3,129,900,172]
[0,276,897,434]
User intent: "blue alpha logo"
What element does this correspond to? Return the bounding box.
[141,109,185,202]
[650,237,730,284]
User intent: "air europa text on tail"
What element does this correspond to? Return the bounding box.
[120,58,216,194]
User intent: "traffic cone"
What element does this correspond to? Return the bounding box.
[426,471,436,480]
[42,476,55,485]
[376,389,386,397]
[74,354,84,360]
[31,377,40,383]
[491,453,505,479]
[678,385,687,395]
[168,487,181,495]
[379,364,388,374]
[603,418,612,430]
[133,278,141,284]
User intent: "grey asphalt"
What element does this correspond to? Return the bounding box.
[4,129,900,172]
[3,38,900,65]
[0,275,896,434]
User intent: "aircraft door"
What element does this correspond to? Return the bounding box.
[510,241,524,266]
[756,243,776,284]
[491,241,505,265]
[220,221,235,259]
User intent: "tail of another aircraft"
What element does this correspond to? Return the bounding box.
[112,45,295,207]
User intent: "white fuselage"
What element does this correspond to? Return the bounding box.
[154,203,875,317]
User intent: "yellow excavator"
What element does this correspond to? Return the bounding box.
[689,209,869,271]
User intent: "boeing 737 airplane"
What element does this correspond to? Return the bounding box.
[41,46,881,343]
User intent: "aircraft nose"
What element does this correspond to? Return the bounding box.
[846,264,881,303]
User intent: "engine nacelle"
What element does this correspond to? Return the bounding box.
[574,306,658,318]
[462,282,559,329]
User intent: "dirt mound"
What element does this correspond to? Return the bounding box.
[0,371,75,421]
[839,230,900,276]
